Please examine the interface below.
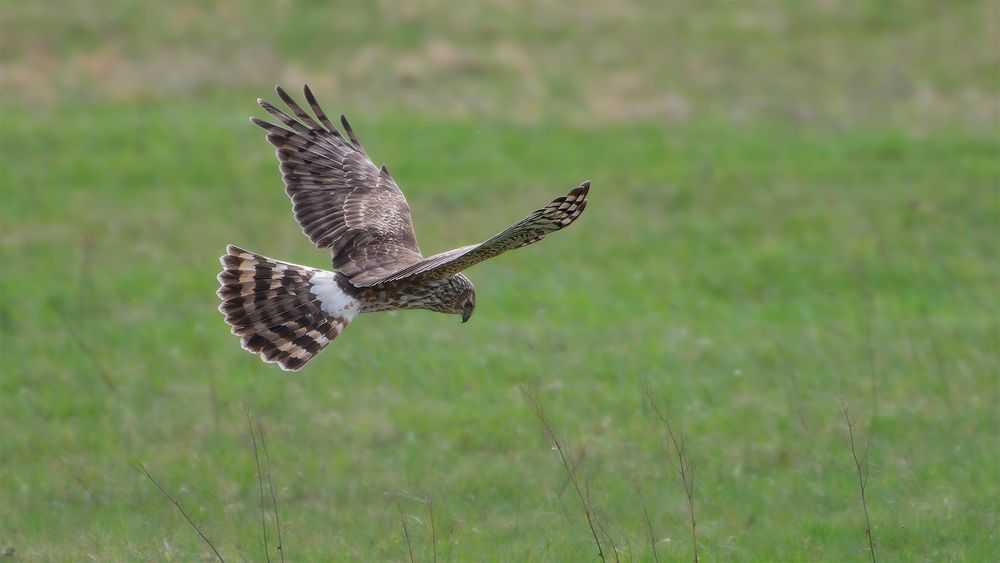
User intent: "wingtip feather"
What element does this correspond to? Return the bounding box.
[275,85,294,106]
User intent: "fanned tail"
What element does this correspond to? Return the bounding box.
[216,245,356,371]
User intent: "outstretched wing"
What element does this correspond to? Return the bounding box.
[251,85,423,286]
[367,181,590,286]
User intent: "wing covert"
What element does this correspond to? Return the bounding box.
[365,181,590,286]
[252,85,423,286]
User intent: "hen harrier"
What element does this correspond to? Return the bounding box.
[218,85,590,371]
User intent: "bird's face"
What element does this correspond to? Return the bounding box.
[416,273,476,320]
[461,286,476,323]
[436,273,475,322]
[450,273,476,323]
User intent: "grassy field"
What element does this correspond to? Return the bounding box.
[2,2,997,561]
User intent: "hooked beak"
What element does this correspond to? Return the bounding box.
[461,310,472,323]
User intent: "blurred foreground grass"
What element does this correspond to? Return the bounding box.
[1,2,997,560]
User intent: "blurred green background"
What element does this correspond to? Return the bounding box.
[1,1,997,560]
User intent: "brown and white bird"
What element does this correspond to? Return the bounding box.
[218,86,590,371]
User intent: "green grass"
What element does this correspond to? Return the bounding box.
[2,2,998,561]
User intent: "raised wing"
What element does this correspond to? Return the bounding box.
[368,181,590,286]
[251,85,423,286]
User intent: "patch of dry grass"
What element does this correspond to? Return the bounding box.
[2,2,996,128]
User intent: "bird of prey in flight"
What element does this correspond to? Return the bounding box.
[218,86,590,370]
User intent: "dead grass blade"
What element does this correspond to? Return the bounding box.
[135,462,225,562]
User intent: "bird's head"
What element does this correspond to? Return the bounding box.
[450,273,476,323]
[438,273,476,322]
[460,283,476,323]
[419,273,476,320]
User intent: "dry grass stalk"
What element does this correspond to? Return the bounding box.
[519,384,609,562]
[256,414,286,562]
[636,484,659,563]
[136,462,225,562]
[427,495,438,563]
[246,408,272,563]
[54,306,118,390]
[840,397,877,563]
[398,502,415,563]
[643,381,698,563]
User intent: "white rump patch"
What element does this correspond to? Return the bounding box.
[309,272,361,322]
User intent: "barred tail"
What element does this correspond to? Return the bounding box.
[217,245,356,371]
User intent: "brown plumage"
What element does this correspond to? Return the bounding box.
[218,85,590,371]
